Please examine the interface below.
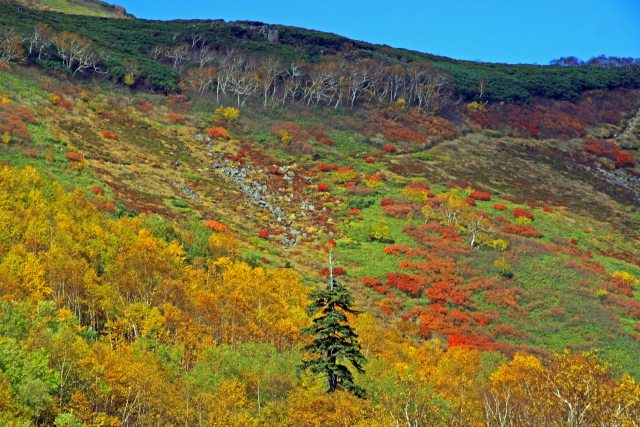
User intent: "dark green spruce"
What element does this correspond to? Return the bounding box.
[299,245,366,398]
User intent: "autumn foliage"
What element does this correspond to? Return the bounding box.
[512,208,534,220]
[101,130,119,140]
[503,223,543,237]
[0,101,36,142]
[203,219,227,232]
[208,126,230,140]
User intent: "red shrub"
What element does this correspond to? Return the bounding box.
[493,203,507,211]
[91,186,105,196]
[470,191,491,201]
[318,182,329,192]
[614,150,635,168]
[0,103,36,142]
[447,333,494,350]
[584,139,617,156]
[386,272,428,296]
[382,144,396,153]
[309,126,335,146]
[320,267,347,277]
[380,198,394,206]
[512,208,534,220]
[383,204,413,219]
[257,229,269,239]
[465,198,476,206]
[503,224,542,237]
[364,156,375,163]
[362,277,388,294]
[101,130,119,140]
[542,206,553,213]
[261,258,270,264]
[348,208,361,216]
[317,163,339,172]
[208,126,230,140]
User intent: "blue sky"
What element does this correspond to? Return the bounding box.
[108,0,640,64]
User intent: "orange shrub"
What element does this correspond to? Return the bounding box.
[418,114,456,138]
[208,126,230,140]
[383,244,412,256]
[135,102,154,113]
[101,130,119,140]
[493,203,507,211]
[378,119,427,143]
[204,220,227,232]
[167,112,186,123]
[382,144,396,153]
[66,152,84,162]
[366,172,387,182]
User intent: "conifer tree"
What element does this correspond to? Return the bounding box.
[299,240,366,398]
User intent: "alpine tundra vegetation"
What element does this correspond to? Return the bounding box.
[0,0,639,425]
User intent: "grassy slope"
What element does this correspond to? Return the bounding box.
[7,0,130,18]
[1,60,640,376]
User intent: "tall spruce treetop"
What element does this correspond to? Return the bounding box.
[299,240,366,398]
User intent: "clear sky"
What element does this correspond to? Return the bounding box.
[108,0,640,64]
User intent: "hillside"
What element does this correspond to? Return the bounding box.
[1,2,639,100]
[0,0,131,18]
[0,3,640,426]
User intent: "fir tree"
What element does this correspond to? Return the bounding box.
[299,240,366,398]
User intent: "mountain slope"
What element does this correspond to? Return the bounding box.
[1,0,131,18]
[0,2,638,99]
[0,3,639,426]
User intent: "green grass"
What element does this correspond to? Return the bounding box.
[35,0,114,17]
